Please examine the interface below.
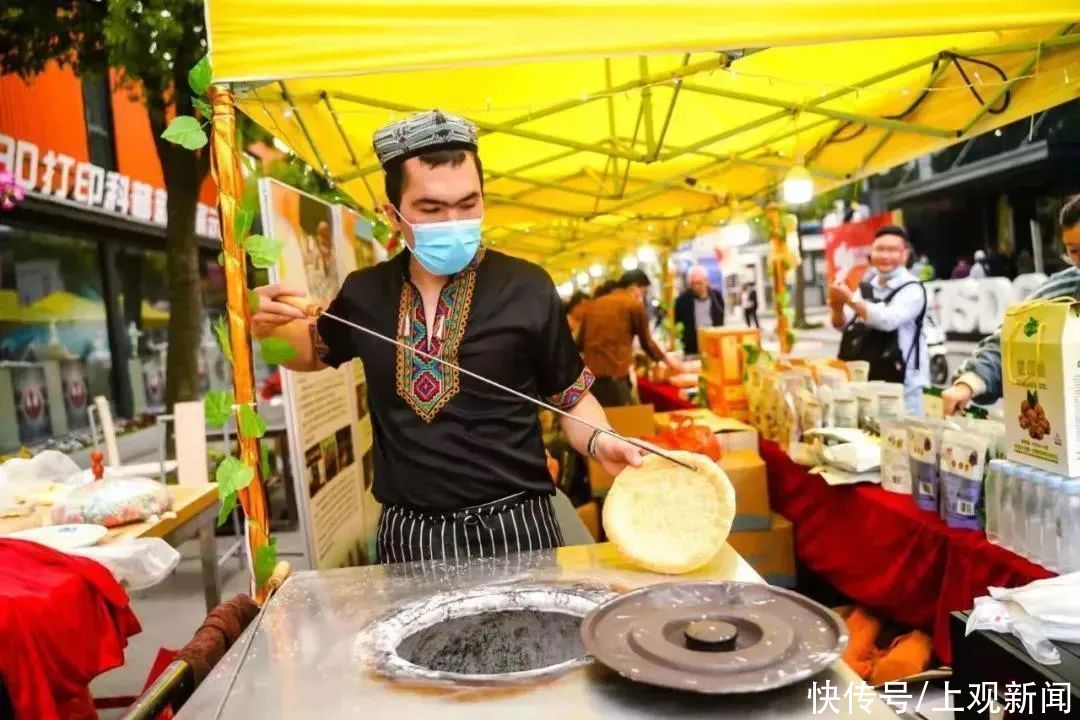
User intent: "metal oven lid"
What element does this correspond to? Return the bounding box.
[580,581,848,694]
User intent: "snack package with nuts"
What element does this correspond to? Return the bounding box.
[880,419,913,494]
[1001,298,1080,476]
[907,420,954,513]
[939,429,991,530]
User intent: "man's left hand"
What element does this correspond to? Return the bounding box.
[828,281,854,306]
[593,432,645,477]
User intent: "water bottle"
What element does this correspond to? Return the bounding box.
[1040,473,1063,572]
[985,459,1008,544]
[1058,480,1080,573]
[1005,466,1031,556]
[1024,471,1047,563]
[996,462,1017,549]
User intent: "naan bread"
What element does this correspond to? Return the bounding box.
[603,450,736,574]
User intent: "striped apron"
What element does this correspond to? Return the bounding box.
[376,492,564,564]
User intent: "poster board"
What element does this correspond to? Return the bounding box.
[823,212,893,289]
[258,178,367,570]
[334,206,382,561]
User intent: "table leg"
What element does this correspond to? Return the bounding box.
[198,521,222,612]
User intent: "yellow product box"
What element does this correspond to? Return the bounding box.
[698,327,760,384]
[1001,299,1080,476]
[727,514,796,588]
[720,450,770,532]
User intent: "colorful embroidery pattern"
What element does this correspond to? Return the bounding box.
[310,322,330,360]
[549,367,595,410]
[395,253,482,422]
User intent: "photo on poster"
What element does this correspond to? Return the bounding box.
[14,365,51,445]
[305,443,324,498]
[263,180,339,305]
[336,425,354,470]
[59,359,89,430]
[362,452,373,491]
[321,434,339,481]
[355,377,367,418]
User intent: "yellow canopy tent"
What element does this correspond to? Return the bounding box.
[206,2,1080,278]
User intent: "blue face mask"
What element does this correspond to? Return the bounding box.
[396,211,482,276]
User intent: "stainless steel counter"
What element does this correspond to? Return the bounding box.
[179,543,898,719]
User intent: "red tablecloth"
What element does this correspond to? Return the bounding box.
[0,539,141,719]
[759,440,1052,665]
[636,377,696,412]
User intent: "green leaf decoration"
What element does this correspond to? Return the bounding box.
[216,455,254,495]
[160,115,208,150]
[254,535,279,587]
[242,233,284,269]
[1027,389,1038,408]
[373,221,391,245]
[785,331,797,349]
[260,441,272,478]
[742,342,761,367]
[238,404,267,439]
[248,289,261,315]
[213,315,233,364]
[192,97,212,120]
[205,390,233,428]
[234,207,254,241]
[1023,317,1039,337]
[188,55,212,96]
[259,336,297,365]
[216,490,237,527]
[217,251,226,266]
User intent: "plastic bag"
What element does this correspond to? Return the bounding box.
[69,537,181,591]
[642,418,722,461]
[51,477,172,527]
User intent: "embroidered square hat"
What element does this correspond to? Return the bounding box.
[372,110,479,168]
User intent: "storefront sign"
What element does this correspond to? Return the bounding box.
[0,133,219,238]
[926,273,1048,337]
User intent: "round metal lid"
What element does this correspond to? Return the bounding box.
[580,581,848,694]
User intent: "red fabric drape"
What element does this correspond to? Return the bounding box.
[636,377,696,412]
[760,440,1052,664]
[0,539,141,720]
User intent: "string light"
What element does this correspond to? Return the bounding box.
[588,263,604,278]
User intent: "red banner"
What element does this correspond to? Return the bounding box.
[824,212,893,290]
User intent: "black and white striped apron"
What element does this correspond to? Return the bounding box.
[376,492,564,564]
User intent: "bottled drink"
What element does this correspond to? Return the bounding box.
[996,461,1017,549]
[1006,466,1032,556]
[1058,480,1080,573]
[1024,471,1047,564]
[1040,473,1063,572]
[985,460,1008,544]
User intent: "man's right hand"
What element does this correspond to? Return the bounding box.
[942,383,974,416]
[251,283,308,338]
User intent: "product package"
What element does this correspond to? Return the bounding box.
[876,384,906,423]
[939,429,991,530]
[833,391,859,429]
[1001,298,1080,476]
[856,386,880,434]
[907,421,951,513]
[51,477,172,527]
[880,420,913,494]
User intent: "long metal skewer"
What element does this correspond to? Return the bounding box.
[316,309,695,471]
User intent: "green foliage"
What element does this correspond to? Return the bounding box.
[259,337,298,365]
[234,207,255,241]
[373,221,391,246]
[238,404,267,439]
[216,491,237,527]
[216,455,254,495]
[254,535,278,587]
[213,315,233,364]
[187,54,211,95]
[204,390,233,428]
[161,115,207,150]
[192,97,211,120]
[248,290,262,315]
[242,234,285,269]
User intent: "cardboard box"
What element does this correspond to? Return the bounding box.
[720,449,770,531]
[654,409,759,453]
[727,514,795,588]
[1002,299,1080,475]
[587,404,656,496]
[698,327,761,383]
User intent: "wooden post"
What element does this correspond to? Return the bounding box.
[209,85,271,601]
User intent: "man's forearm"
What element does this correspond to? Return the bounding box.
[559,393,611,457]
[253,320,325,372]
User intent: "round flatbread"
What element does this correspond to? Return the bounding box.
[603,450,736,574]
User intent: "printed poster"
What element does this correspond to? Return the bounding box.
[823,212,893,290]
[258,178,368,570]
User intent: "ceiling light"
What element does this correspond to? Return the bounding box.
[782,164,814,205]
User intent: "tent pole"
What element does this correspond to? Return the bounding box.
[209,84,272,602]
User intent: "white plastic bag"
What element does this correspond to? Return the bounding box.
[69,538,181,591]
[967,572,1080,665]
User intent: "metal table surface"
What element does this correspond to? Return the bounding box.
[179,543,899,720]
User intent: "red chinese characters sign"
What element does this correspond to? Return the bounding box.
[824,212,893,290]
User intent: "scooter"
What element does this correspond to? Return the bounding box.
[925,312,950,386]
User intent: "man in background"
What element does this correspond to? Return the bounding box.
[674,265,725,356]
[969,249,990,278]
[741,282,760,328]
[578,269,684,406]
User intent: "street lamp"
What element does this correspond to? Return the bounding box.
[782,164,814,205]
[720,207,751,247]
[636,247,657,263]
[622,256,639,271]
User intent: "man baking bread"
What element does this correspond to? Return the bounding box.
[251,110,643,563]
[943,196,1080,414]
